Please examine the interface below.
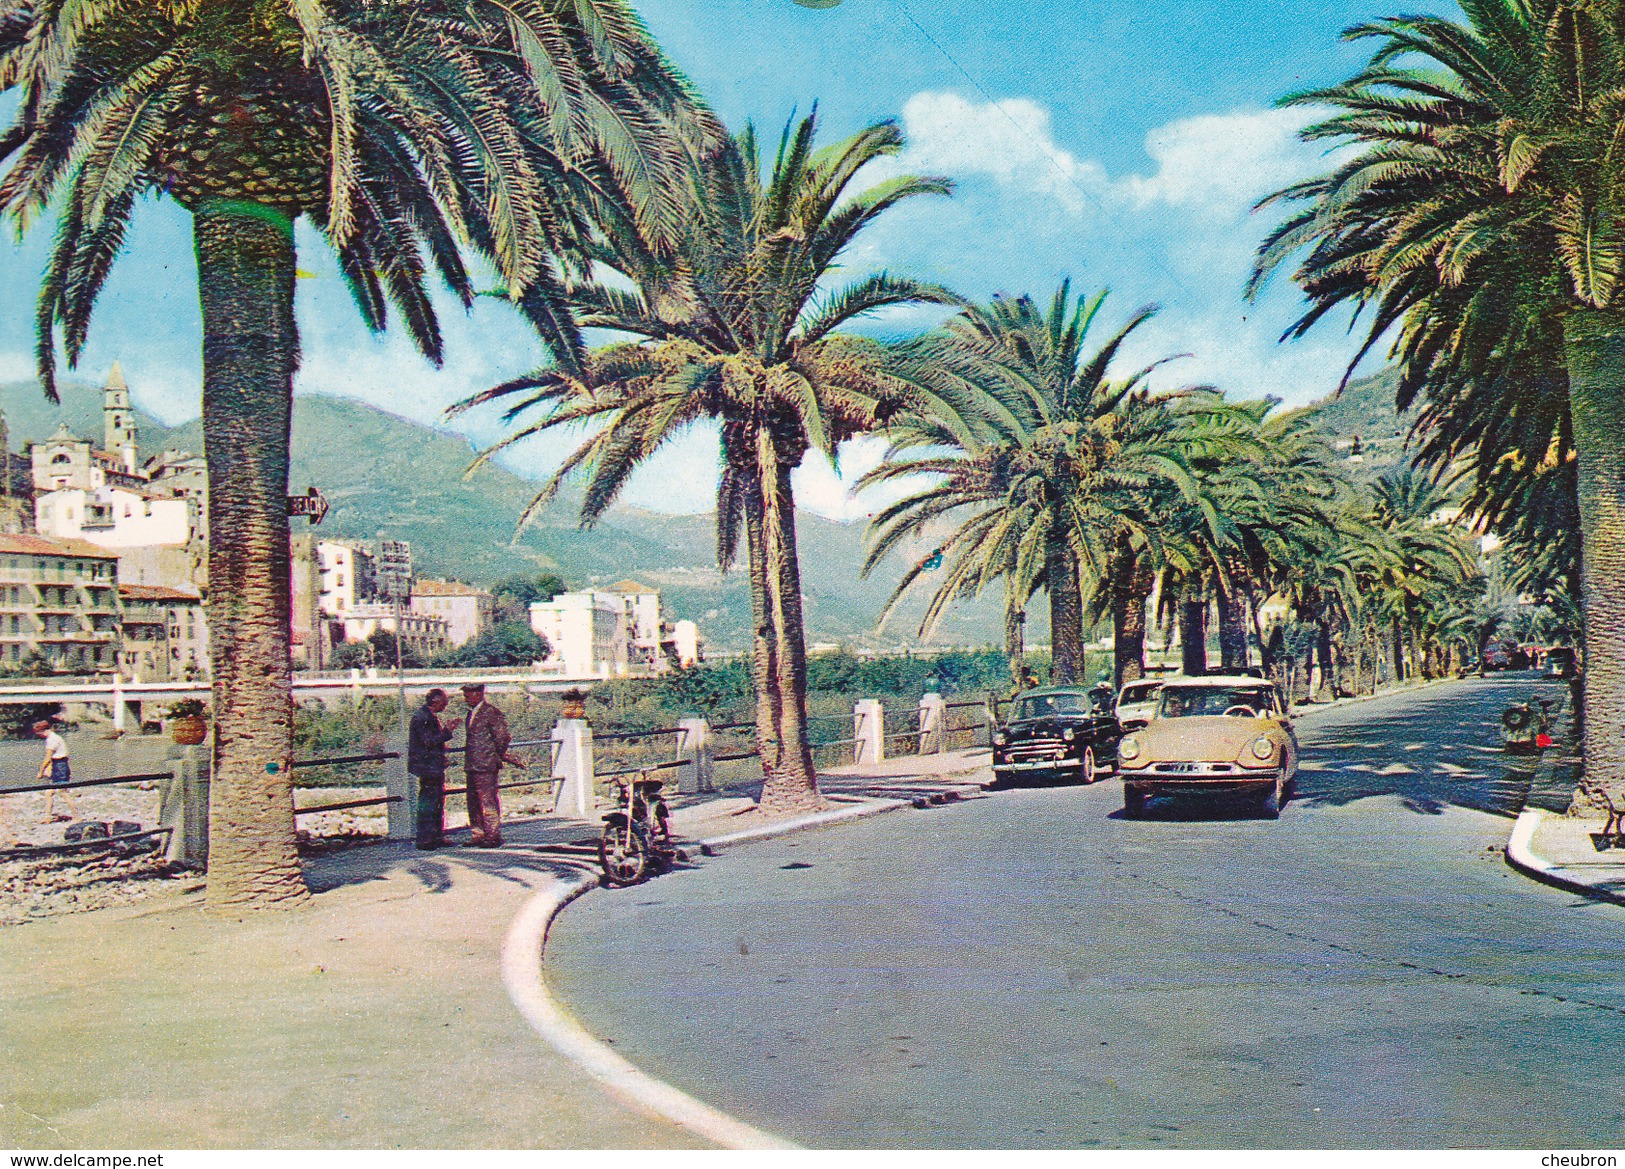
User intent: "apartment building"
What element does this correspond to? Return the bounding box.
[117,584,206,681]
[317,540,376,615]
[0,533,121,672]
[335,603,450,659]
[410,579,495,647]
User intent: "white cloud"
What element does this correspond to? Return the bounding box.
[893,91,1110,215]
[893,93,1315,222]
[1124,108,1316,216]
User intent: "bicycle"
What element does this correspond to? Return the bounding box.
[598,770,676,887]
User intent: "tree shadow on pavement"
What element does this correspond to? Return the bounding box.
[1291,675,1580,820]
[303,815,603,894]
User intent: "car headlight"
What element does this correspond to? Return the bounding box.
[1062,727,1075,742]
[1119,735,1141,761]
[1250,736,1275,760]
[993,731,1006,747]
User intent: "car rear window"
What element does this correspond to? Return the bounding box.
[1016,693,1089,719]
[1158,686,1274,718]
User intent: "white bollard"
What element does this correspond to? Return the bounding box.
[854,699,885,765]
[551,718,596,820]
[112,675,124,732]
[677,717,714,794]
[918,692,945,755]
[160,746,209,867]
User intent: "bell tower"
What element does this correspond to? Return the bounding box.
[102,361,137,472]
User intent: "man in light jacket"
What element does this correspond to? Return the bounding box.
[461,683,520,847]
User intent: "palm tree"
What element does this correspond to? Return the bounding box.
[1250,0,1625,808]
[1,0,698,909]
[456,109,955,812]
[860,286,1216,689]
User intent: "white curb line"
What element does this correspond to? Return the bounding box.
[501,796,923,1149]
[1506,807,1625,906]
[500,870,798,1150]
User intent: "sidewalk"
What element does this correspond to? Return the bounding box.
[0,753,978,1150]
[1507,808,1625,906]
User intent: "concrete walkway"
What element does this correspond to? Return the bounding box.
[0,754,976,1150]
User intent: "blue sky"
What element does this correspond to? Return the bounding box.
[0,0,1440,519]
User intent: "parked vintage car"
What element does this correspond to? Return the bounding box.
[992,686,1123,785]
[1114,679,1164,731]
[1118,675,1298,819]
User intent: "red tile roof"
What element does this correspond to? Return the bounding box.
[118,584,201,602]
[0,532,119,559]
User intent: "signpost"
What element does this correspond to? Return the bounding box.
[378,541,413,840]
[286,486,329,525]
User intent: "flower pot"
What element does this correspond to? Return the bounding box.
[170,715,207,746]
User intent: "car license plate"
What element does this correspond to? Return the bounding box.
[1162,762,1200,773]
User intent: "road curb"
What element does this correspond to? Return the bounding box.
[501,796,918,1149]
[500,870,798,1150]
[1505,808,1625,908]
[696,796,912,856]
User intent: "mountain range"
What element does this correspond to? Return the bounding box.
[0,379,1001,651]
[1,367,1419,651]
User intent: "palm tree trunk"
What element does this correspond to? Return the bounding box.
[1179,595,1207,677]
[194,200,306,911]
[1390,619,1405,684]
[1216,579,1249,672]
[739,463,781,779]
[1563,312,1625,813]
[1048,538,1085,684]
[1110,547,1148,689]
[1004,596,1026,689]
[756,431,821,812]
[1314,619,1334,700]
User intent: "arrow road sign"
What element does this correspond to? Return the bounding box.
[287,487,329,525]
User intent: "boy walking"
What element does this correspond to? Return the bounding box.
[34,719,77,824]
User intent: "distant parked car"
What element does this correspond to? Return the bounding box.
[992,686,1123,786]
[1544,647,1577,679]
[1118,675,1298,819]
[1482,644,1511,671]
[1114,679,1164,731]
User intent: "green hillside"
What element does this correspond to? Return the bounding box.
[1292,367,1423,483]
[0,381,1005,650]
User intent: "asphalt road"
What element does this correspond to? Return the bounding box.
[546,674,1625,1148]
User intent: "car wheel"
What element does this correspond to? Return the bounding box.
[1258,783,1280,820]
[1081,747,1097,784]
[1123,784,1146,817]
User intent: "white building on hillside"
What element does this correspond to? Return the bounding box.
[35,485,190,549]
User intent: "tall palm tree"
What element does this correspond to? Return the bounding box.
[860,286,1216,688]
[456,109,955,812]
[1,0,698,909]
[1250,0,1625,807]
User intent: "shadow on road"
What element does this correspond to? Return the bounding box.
[1291,674,1580,819]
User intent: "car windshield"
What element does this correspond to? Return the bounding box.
[1157,685,1275,718]
[1119,683,1161,705]
[1016,693,1091,720]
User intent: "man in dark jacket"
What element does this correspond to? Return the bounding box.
[461,682,520,847]
[408,689,456,849]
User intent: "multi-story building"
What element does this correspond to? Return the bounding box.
[528,591,628,678]
[317,540,376,615]
[529,581,703,678]
[35,485,191,548]
[0,533,121,673]
[335,603,449,660]
[409,579,495,647]
[117,584,206,681]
